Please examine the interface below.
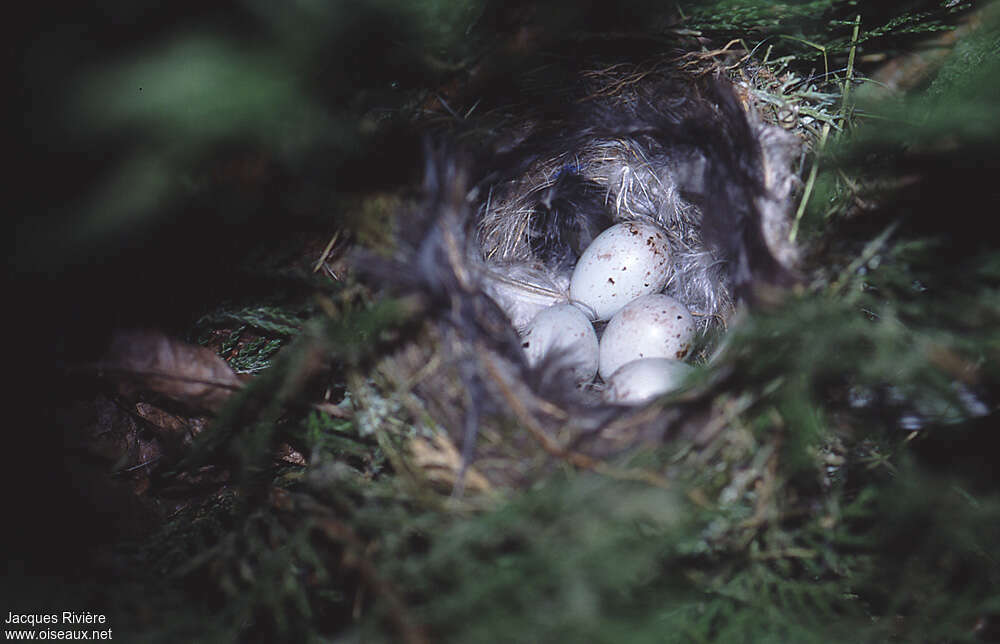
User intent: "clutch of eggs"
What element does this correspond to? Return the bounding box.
[487,218,699,399]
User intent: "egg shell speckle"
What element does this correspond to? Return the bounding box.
[598,294,695,380]
[521,303,599,384]
[604,358,694,405]
[569,221,672,321]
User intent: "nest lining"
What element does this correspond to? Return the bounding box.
[471,67,802,334]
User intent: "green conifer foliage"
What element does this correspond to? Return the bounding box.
[13,2,1000,642]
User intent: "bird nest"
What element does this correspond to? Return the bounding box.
[352,55,805,496]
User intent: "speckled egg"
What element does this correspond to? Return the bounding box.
[603,358,694,405]
[521,303,599,384]
[598,294,695,380]
[569,220,672,320]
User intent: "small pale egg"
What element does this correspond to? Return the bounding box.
[521,303,599,384]
[598,294,695,380]
[569,220,672,320]
[603,358,694,405]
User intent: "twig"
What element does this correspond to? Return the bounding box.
[750,547,817,560]
[311,401,353,419]
[314,517,430,644]
[480,355,669,488]
[832,219,901,296]
[788,121,830,243]
[840,14,862,129]
[312,230,341,274]
[115,456,163,474]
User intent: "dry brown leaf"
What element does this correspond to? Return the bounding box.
[100,329,243,412]
[72,395,163,495]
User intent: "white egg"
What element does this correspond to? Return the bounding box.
[481,265,571,331]
[569,220,672,320]
[521,303,599,384]
[598,294,696,380]
[603,358,694,405]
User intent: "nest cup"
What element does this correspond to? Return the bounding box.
[364,60,802,492]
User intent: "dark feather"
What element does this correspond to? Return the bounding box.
[529,166,615,266]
